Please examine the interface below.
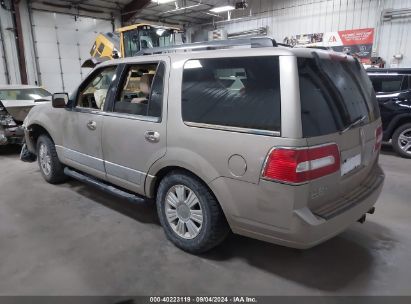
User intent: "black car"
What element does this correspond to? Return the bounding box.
[367,68,411,158]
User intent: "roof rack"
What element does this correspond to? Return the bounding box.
[136,37,278,56]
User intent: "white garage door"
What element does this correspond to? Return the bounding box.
[31,11,113,93]
[0,37,8,84]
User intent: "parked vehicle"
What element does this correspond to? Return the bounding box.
[21,38,384,253]
[0,85,51,146]
[82,23,182,68]
[367,68,411,158]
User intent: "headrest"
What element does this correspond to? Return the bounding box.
[140,74,155,95]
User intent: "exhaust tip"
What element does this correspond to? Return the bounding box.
[358,214,366,224]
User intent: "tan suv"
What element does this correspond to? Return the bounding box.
[21,39,385,253]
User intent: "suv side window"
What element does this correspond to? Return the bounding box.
[76,66,117,110]
[370,75,404,93]
[112,62,165,118]
[181,56,281,133]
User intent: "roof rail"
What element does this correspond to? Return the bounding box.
[136,37,278,56]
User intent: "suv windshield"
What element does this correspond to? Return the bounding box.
[298,55,379,137]
[0,88,51,100]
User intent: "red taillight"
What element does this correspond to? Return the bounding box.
[262,144,341,184]
[374,125,383,152]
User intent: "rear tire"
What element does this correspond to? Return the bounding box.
[36,135,67,184]
[392,123,411,159]
[156,170,230,254]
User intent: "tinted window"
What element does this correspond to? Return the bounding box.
[369,75,404,93]
[113,62,164,118]
[0,88,51,100]
[298,56,379,137]
[182,57,281,132]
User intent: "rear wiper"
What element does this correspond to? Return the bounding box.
[340,115,366,134]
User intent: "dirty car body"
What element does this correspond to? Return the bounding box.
[22,42,385,252]
[0,85,51,145]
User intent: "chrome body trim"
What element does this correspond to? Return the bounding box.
[105,160,144,185]
[69,108,160,123]
[184,121,280,137]
[57,145,151,185]
[58,145,105,172]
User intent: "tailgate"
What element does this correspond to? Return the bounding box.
[305,120,381,213]
[297,52,382,215]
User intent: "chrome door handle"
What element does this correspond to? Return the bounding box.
[87,120,97,130]
[144,130,160,143]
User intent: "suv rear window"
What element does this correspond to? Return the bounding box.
[298,55,379,137]
[182,56,281,133]
[369,75,404,93]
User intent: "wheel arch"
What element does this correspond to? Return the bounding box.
[385,114,411,140]
[147,163,231,213]
[26,123,55,154]
[147,165,213,199]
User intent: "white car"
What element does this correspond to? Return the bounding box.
[0,85,51,145]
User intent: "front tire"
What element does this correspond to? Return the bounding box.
[156,170,229,254]
[36,135,67,184]
[392,123,411,158]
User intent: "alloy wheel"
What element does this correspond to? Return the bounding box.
[165,185,203,239]
[39,143,52,176]
[398,128,411,155]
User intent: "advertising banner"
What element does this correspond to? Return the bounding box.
[283,28,375,63]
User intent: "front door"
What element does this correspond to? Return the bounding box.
[61,65,118,180]
[101,59,168,195]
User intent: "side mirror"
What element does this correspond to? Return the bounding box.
[52,93,68,108]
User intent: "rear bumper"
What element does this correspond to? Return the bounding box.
[213,165,385,249]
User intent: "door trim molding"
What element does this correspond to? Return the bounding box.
[57,145,105,172]
[57,145,154,185]
[105,160,144,185]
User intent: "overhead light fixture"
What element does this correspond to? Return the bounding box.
[152,0,175,4]
[209,5,235,13]
[161,3,204,14]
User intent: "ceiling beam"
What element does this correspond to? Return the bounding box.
[122,0,151,24]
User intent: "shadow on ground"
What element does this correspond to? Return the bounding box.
[202,220,395,292]
[63,177,396,292]
[0,145,21,157]
[62,179,160,225]
[380,143,397,156]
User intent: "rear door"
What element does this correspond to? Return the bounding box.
[297,54,381,211]
[101,59,169,195]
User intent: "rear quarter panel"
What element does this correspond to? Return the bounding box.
[147,53,309,228]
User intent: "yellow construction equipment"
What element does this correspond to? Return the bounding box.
[83,23,182,67]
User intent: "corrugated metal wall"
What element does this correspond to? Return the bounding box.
[0,22,9,84]
[0,2,21,84]
[213,0,411,67]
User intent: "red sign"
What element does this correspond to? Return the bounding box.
[338,28,374,46]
